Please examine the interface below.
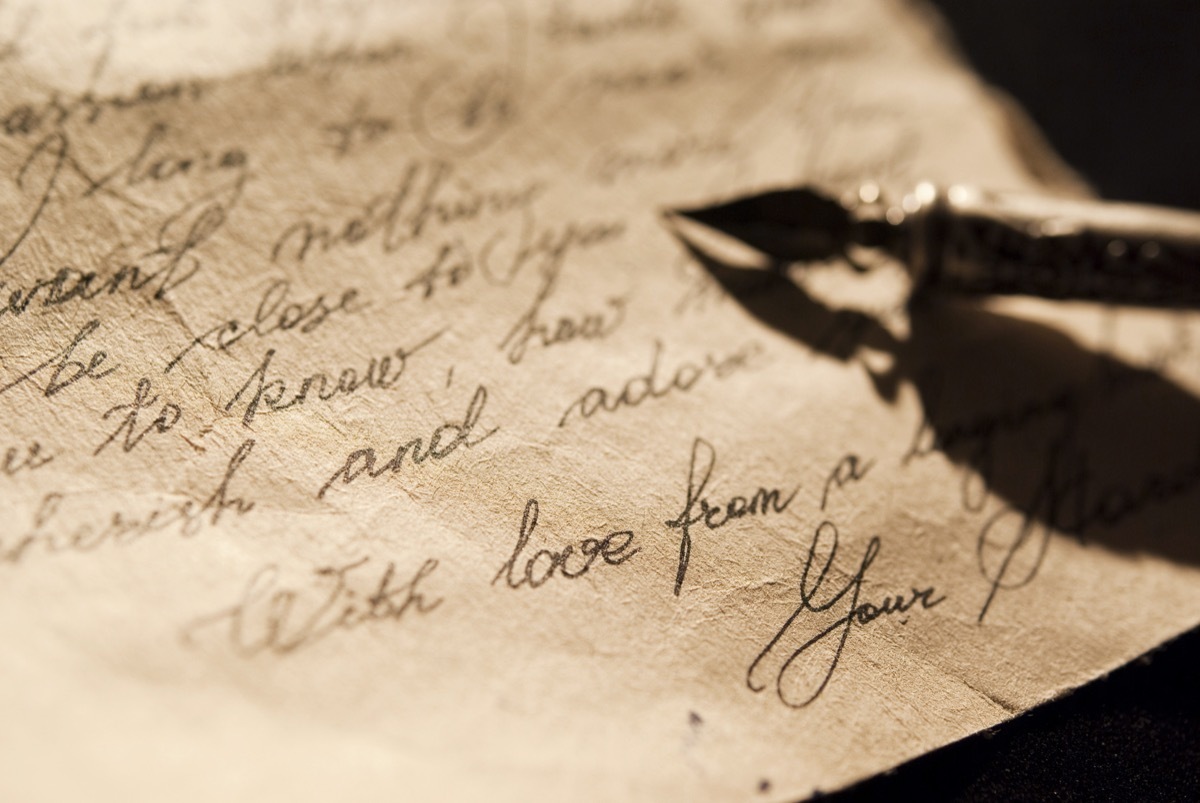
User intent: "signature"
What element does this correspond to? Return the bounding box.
[747,521,944,708]
[975,427,1200,622]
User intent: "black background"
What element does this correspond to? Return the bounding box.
[824,4,1200,801]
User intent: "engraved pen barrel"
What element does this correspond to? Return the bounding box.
[907,185,1200,307]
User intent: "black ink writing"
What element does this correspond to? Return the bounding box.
[903,376,1076,513]
[2,441,53,477]
[589,129,732,184]
[225,329,442,427]
[1,440,255,566]
[411,2,526,156]
[0,79,205,140]
[747,521,944,708]
[493,499,638,589]
[501,243,628,364]
[164,279,362,373]
[263,37,413,82]
[318,383,497,499]
[323,98,394,156]
[665,437,797,595]
[976,429,1200,622]
[820,454,873,511]
[270,159,541,265]
[0,319,117,398]
[81,121,248,199]
[93,377,181,455]
[559,339,763,426]
[545,0,682,42]
[0,171,242,322]
[182,555,441,656]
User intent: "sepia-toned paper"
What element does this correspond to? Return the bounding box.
[1,1,1198,800]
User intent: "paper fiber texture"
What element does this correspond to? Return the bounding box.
[0,1,1197,800]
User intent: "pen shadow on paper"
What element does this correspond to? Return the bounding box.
[677,237,1200,611]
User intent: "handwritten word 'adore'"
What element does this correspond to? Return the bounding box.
[493,499,638,589]
[558,339,763,426]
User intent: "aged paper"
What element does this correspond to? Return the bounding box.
[1,0,1198,800]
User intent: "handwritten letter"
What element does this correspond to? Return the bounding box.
[1,1,1198,801]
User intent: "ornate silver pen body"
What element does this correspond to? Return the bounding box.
[677,182,1200,307]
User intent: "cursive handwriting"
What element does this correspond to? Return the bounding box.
[902,369,1200,620]
[0,175,243,321]
[493,498,638,589]
[545,0,682,42]
[975,428,1200,622]
[164,279,363,373]
[93,377,181,456]
[181,555,442,657]
[0,319,117,398]
[903,374,1076,513]
[411,1,526,156]
[503,290,627,364]
[318,383,497,499]
[588,129,732,184]
[747,521,944,708]
[740,0,828,25]
[225,329,442,427]
[0,79,205,140]
[665,437,797,595]
[0,130,68,268]
[558,339,763,426]
[2,440,53,477]
[1,439,255,566]
[80,121,248,200]
[263,37,413,82]
[323,98,394,156]
[0,126,242,275]
[270,159,542,265]
[498,214,628,363]
[820,453,873,511]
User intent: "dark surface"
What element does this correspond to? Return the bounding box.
[822,4,1200,801]
[926,1,1200,212]
[828,628,1200,802]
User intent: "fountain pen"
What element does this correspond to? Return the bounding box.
[674,182,1200,307]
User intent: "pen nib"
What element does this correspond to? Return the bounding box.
[671,187,851,262]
